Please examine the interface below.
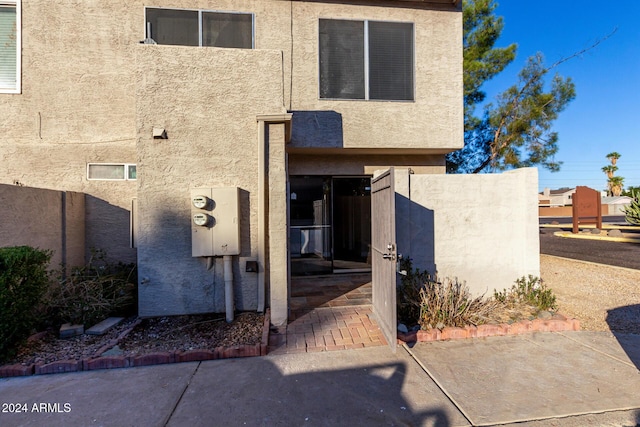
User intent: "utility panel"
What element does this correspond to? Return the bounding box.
[190,187,240,257]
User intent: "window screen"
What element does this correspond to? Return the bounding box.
[88,164,126,180]
[319,19,365,99]
[87,164,137,181]
[368,21,414,101]
[203,12,252,49]
[145,8,253,49]
[319,19,414,101]
[0,4,17,91]
[146,8,199,46]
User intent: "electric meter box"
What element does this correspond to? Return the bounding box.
[190,187,240,257]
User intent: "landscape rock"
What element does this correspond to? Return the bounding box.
[537,311,553,319]
[59,324,84,339]
[86,317,125,335]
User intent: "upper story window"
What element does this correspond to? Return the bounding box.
[0,0,20,93]
[319,19,414,101]
[145,7,253,49]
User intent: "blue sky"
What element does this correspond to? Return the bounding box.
[478,1,640,192]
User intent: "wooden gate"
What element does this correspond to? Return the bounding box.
[371,168,398,351]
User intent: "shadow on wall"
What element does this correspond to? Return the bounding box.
[172,357,454,426]
[396,193,436,276]
[0,185,85,268]
[137,188,258,317]
[606,305,640,372]
[289,111,343,149]
[85,195,136,265]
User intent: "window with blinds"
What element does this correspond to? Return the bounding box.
[145,8,253,49]
[319,19,414,101]
[0,1,19,93]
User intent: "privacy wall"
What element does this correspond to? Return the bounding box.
[395,168,540,296]
[0,185,85,268]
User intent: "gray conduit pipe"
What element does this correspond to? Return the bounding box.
[224,255,234,323]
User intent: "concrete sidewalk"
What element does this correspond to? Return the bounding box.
[1,332,639,427]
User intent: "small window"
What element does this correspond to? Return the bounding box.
[0,0,20,93]
[87,164,137,181]
[145,7,253,49]
[319,19,414,101]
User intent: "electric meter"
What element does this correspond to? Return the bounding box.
[192,195,209,209]
[190,187,240,257]
[193,213,211,227]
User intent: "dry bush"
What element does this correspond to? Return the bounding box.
[397,260,558,330]
[42,250,137,327]
[397,258,498,330]
[494,275,557,312]
[418,277,499,330]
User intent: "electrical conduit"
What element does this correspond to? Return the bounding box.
[224,255,234,323]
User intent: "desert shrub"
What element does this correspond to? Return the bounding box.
[42,250,137,327]
[0,246,52,361]
[623,189,640,226]
[418,276,498,330]
[397,258,497,329]
[494,275,557,312]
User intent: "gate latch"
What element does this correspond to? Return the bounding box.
[382,243,396,261]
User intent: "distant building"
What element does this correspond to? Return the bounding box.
[601,196,633,215]
[539,187,631,216]
[539,188,576,207]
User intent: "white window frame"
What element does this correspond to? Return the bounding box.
[87,163,137,181]
[144,7,255,49]
[318,18,415,102]
[0,0,20,94]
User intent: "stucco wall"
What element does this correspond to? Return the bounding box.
[0,0,138,264]
[0,185,85,268]
[289,153,445,176]
[267,123,290,327]
[288,1,462,152]
[135,45,286,317]
[395,168,540,296]
[2,0,461,317]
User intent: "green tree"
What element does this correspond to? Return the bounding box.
[448,0,596,174]
[461,0,516,130]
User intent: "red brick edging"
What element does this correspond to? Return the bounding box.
[0,309,272,378]
[397,314,580,344]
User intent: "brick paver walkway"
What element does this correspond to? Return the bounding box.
[268,306,387,354]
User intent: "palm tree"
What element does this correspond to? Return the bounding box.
[601,165,618,179]
[606,152,621,166]
[609,176,624,196]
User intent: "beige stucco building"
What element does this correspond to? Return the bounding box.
[0,0,462,326]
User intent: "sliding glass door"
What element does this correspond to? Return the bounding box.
[289,176,371,276]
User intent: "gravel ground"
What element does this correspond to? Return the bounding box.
[540,254,640,334]
[4,312,265,366]
[117,312,264,356]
